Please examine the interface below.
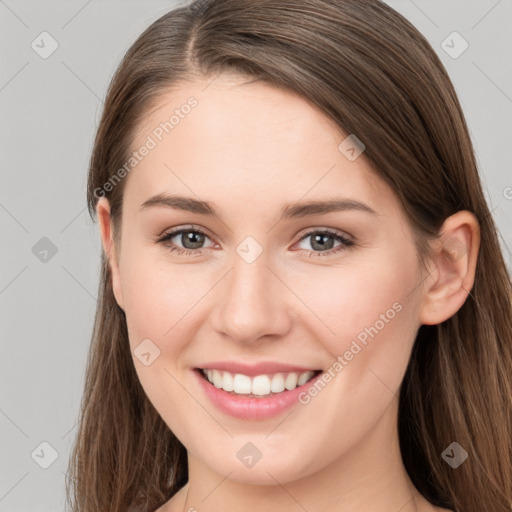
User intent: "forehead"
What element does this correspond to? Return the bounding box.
[124,74,396,219]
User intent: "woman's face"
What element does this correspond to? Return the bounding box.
[101,73,431,484]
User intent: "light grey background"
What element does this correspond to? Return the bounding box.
[0,1,510,510]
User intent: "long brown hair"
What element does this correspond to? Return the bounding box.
[66,1,512,510]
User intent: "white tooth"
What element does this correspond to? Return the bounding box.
[204,369,313,395]
[297,371,314,386]
[284,372,299,390]
[252,375,271,396]
[270,373,285,393]
[212,369,223,388]
[233,373,252,394]
[222,371,234,392]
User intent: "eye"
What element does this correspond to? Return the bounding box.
[157,225,215,256]
[157,226,355,257]
[294,228,354,257]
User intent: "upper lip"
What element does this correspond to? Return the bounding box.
[196,361,321,377]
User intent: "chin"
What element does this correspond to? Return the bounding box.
[203,449,315,486]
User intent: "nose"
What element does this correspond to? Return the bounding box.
[209,253,292,345]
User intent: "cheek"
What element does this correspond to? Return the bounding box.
[295,249,421,404]
[278,256,421,473]
[293,253,419,346]
[118,254,207,441]
[120,251,203,346]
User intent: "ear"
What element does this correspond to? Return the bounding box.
[419,210,480,325]
[96,197,125,311]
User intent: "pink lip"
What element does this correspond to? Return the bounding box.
[197,360,319,377]
[193,368,323,421]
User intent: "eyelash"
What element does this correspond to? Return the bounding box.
[156,225,355,258]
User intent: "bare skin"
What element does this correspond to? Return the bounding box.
[98,73,478,512]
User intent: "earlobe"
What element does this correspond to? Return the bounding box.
[96,198,125,311]
[419,210,480,326]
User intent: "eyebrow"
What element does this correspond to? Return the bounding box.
[140,193,378,219]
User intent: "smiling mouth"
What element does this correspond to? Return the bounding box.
[195,368,322,398]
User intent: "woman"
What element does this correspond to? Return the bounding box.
[66,1,512,511]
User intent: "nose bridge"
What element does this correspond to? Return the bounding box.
[212,244,291,344]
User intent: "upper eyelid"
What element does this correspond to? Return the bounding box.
[159,225,214,243]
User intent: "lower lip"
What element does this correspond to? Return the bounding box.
[193,369,322,421]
